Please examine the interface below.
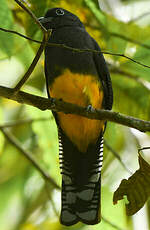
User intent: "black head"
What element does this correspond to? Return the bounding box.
[39,8,84,30]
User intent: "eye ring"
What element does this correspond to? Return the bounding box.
[56,9,64,16]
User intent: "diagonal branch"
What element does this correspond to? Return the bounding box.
[13,33,49,92]
[104,140,132,174]
[102,51,150,69]
[109,64,150,91]
[14,0,46,33]
[110,32,150,50]
[0,127,60,189]
[129,12,150,24]
[13,0,52,92]
[0,85,150,132]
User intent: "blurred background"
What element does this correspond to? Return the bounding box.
[0,0,150,229]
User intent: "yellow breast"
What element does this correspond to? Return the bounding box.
[50,69,104,152]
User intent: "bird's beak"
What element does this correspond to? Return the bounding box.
[38,16,53,25]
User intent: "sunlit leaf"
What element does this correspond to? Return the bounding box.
[113,152,150,215]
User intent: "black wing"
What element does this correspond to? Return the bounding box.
[92,38,113,110]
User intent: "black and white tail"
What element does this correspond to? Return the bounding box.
[58,128,104,226]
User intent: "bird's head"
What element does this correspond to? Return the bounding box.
[38,8,84,30]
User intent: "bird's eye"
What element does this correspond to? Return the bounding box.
[56,9,64,16]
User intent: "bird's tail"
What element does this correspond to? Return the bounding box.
[60,175,101,225]
[58,129,103,226]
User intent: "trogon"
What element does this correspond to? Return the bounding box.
[39,8,113,226]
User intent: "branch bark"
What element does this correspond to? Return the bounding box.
[0,85,150,132]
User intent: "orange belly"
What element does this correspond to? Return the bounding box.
[50,69,104,152]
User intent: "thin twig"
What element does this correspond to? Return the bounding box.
[110,32,150,51]
[0,86,150,132]
[129,12,150,24]
[102,216,127,230]
[102,51,150,69]
[104,140,132,174]
[13,33,50,92]
[85,23,150,52]
[13,0,51,92]
[0,117,51,128]
[0,27,150,69]
[0,127,59,189]
[138,147,150,153]
[0,27,41,44]
[84,0,150,51]
[109,65,150,91]
[45,183,60,217]
[14,0,47,33]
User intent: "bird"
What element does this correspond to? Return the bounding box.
[39,8,113,226]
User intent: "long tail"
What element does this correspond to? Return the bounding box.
[58,128,103,226]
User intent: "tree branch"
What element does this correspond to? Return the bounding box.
[14,0,47,33]
[0,117,51,128]
[0,27,41,44]
[0,127,60,189]
[129,12,150,24]
[104,140,132,174]
[138,147,150,153]
[13,33,50,92]
[0,85,150,132]
[1,27,150,69]
[0,118,132,172]
[109,64,150,91]
[110,32,150,50]
[12,0,52,93]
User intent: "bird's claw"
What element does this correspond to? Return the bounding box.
[50,98,56,108]
[86,105,95,113]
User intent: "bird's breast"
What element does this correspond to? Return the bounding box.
[49,69,104,152]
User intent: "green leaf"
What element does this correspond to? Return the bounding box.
[113,152,150,215]
[25,100,60,185]
[14,24,35,68]
[112,73,150,120]
[0,0,14,57]
[84,0,107,28]
[24,0,50,51]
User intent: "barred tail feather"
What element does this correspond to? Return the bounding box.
[60,176,101,225]
[58,128,103,226]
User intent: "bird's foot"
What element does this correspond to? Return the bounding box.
[86,104,95,113]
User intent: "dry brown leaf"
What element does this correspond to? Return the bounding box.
[113,151,150,215]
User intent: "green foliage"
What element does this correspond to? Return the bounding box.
[0,0,150,229]
[26,103,61,185]
[0,0,14,57]
[112,73,150,119]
